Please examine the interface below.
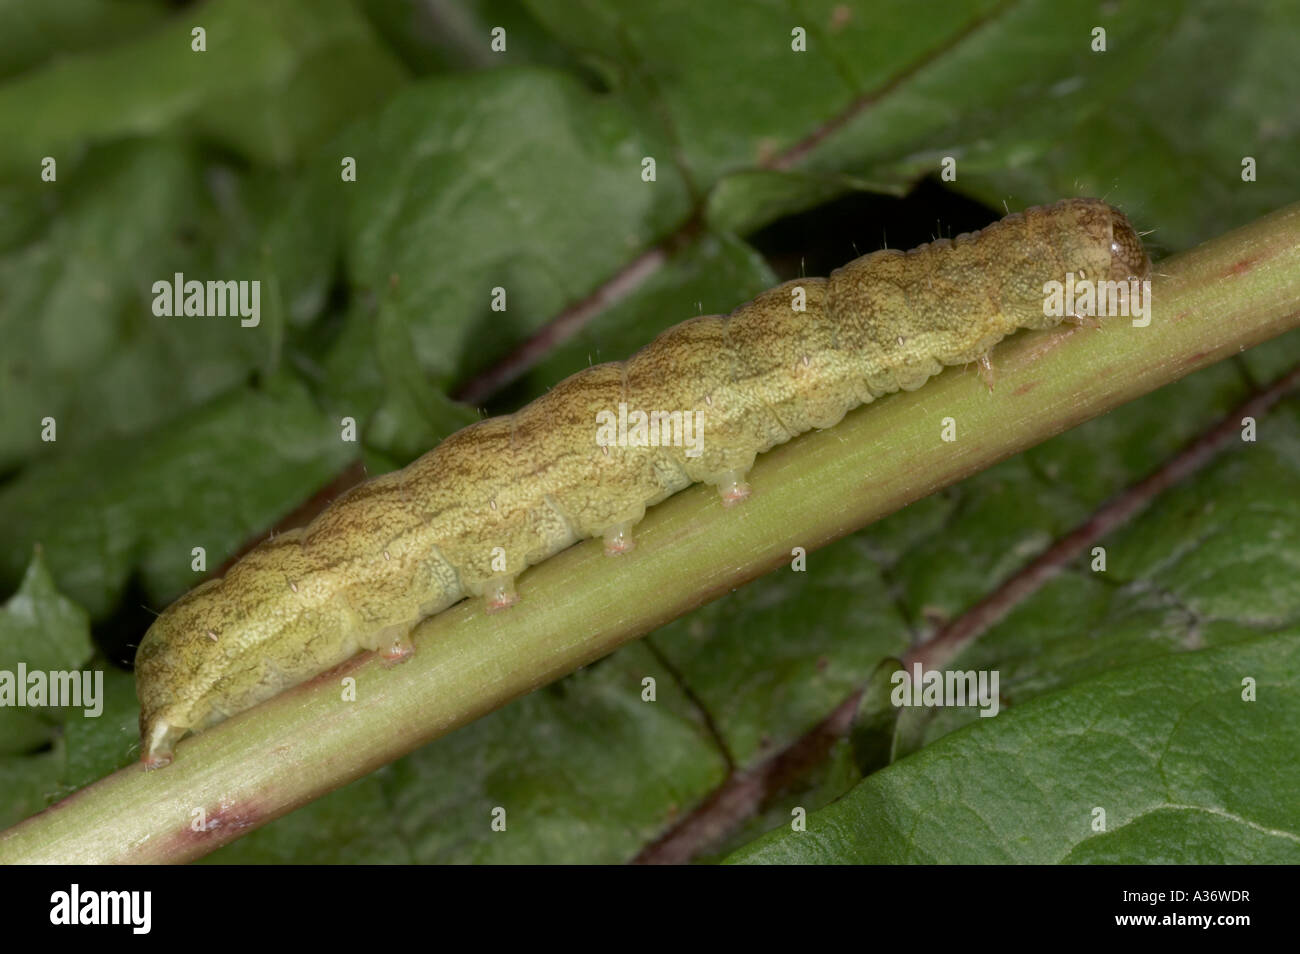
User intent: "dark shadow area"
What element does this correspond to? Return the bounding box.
[747,177,1000,282]
[93,573,161,671]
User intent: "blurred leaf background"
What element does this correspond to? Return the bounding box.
[1,0,1298,863]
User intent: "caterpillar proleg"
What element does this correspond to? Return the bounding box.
[134,198,1150,767]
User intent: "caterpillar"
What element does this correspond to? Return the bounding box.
[135,198,1150,768]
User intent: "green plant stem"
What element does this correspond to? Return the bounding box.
[3,202,1300,864]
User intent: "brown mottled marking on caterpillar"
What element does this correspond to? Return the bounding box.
[134,198,1150,767]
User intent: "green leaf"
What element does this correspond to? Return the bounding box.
[0,551,92,760]
[890,385,1300,759]
[357,0,588,76]
[0,0,170,81]
[524,0,869,184]
[60,665,141,795]
[648,535,909,768]
[0,751,64,831]
[0,374,356,617]
[0,550,92,676]
[727,633,1300,864]
[336,68,693,388]
[961,1,1300,252]
[0,141,274,469]
[0,0,406,177]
